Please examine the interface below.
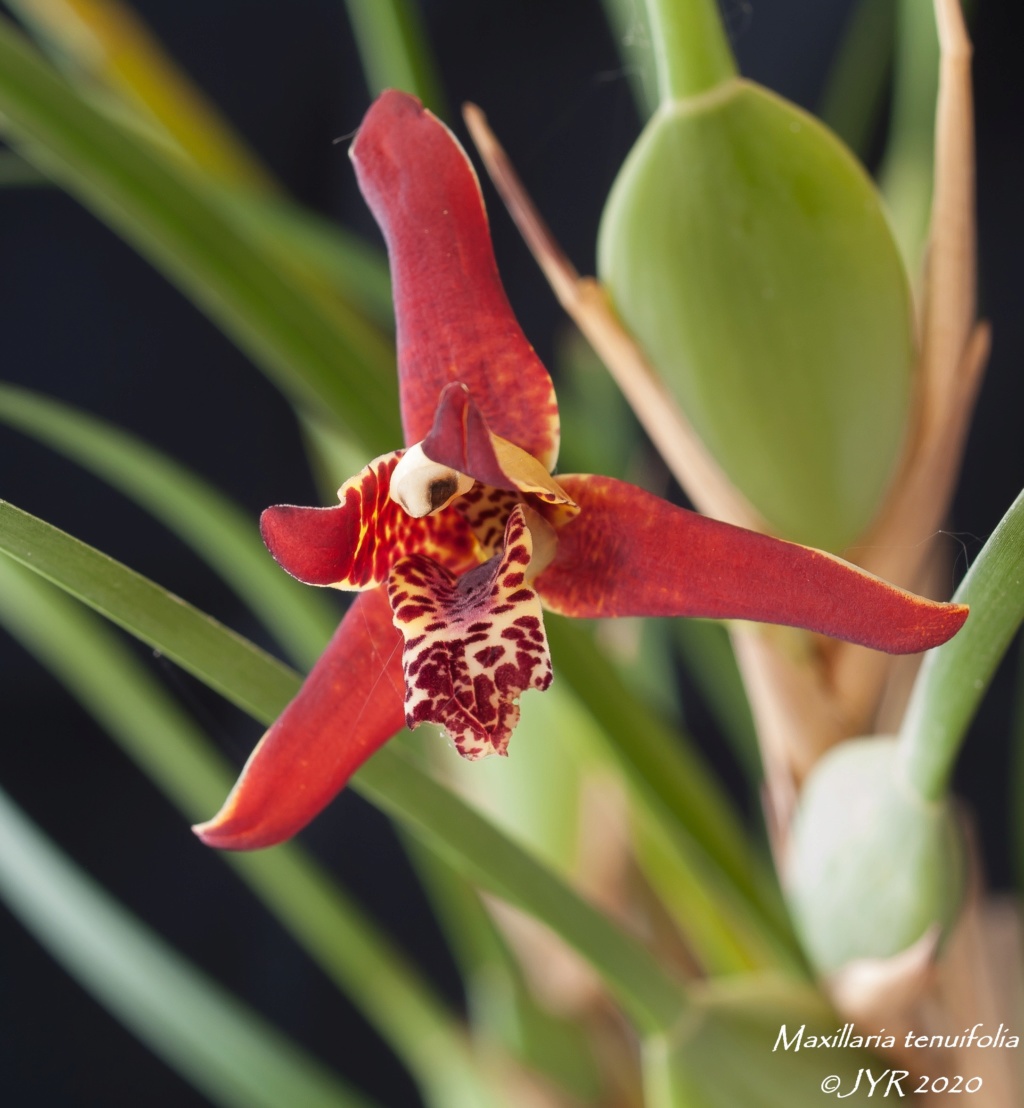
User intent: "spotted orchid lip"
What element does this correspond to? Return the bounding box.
[193,90,968,852]
[389,504,551,760]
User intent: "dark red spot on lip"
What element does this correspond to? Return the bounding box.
[474,645,506,667]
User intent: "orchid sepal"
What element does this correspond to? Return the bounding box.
[534,474,968,655]
[192,588,405,850]
[350,89,560,470]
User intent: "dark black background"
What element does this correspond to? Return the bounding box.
[1,2,1022,1105]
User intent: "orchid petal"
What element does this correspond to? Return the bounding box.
[422,383,577,512]
[387,505,552,760]
[349,90,560,467]
[535,475,968,655]
[260,451,478,589]
[193,589,405,850]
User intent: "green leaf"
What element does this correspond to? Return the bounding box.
[644,975,887,1107]
[0,501,688,1034]
[673,618,761,788]
[599,0,659,118]
[899,486,1024,801]
[3,0,278,193]
[1010,643,1024,893]
[817,0,895,158]
[598,78,914,551]
[0,146,50,185]
[0,787,376,1108]
[0,498,300,721]
[0,555,506,1108]
[343,0,447,116]
[218,189,395,330]
[0,17,400,452]
[877,0,940,276]
[353,746,689,1034]
[400,836,603,1104]
[0,383,337,669]
[547,617,796,963]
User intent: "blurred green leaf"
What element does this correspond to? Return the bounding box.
[220,189,395,330]
[356,745,689,1033]
[0,786,377,1108]
[0,146,50,184]
[0,17,400,451]
[0,556,519,1108]
[1010,641,1024,893]
[4,0,277,192]
[401,836,603,1103]
[0,383,337,669]
[644,975,891,1107]
[633,810,788,975]
[0,498,300,720]
[343,0,446,116]
[599,75,915,550]
[673,618,761,788]
[818,0,895,158]
[548,617,795,964]
[899,487,1024,801]
[0,501,689,1034]
[877,0,940,277]
[600,0,659,118]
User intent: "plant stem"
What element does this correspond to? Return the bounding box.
[643,0,736,103]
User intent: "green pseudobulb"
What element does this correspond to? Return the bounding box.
[786,737,964,975]
[599,80,914,551]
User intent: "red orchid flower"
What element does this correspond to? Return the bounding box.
[194,90,967,851]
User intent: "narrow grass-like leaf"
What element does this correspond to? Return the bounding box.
[599,0,658,118]
[673,618,761,787]
[220,190,394,329]
[899,487,1024,800]
[0,383,337,669]
[343,0,447,115]
[547,617,795,958]
[643,974,880,1108]
[0,556,519,1108]
[4,0,277,192]
[400,835,602,1103]
[0,18,400,451]
[817,0,895,157]
[0,498,299,720]
[877,0,940,275]
[0,788,376,1108]
[0,502,689,1033]
[0,146,50,185]
[354,745,687,1032]
[1010,642,1024,893]
[631,811,791,976]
